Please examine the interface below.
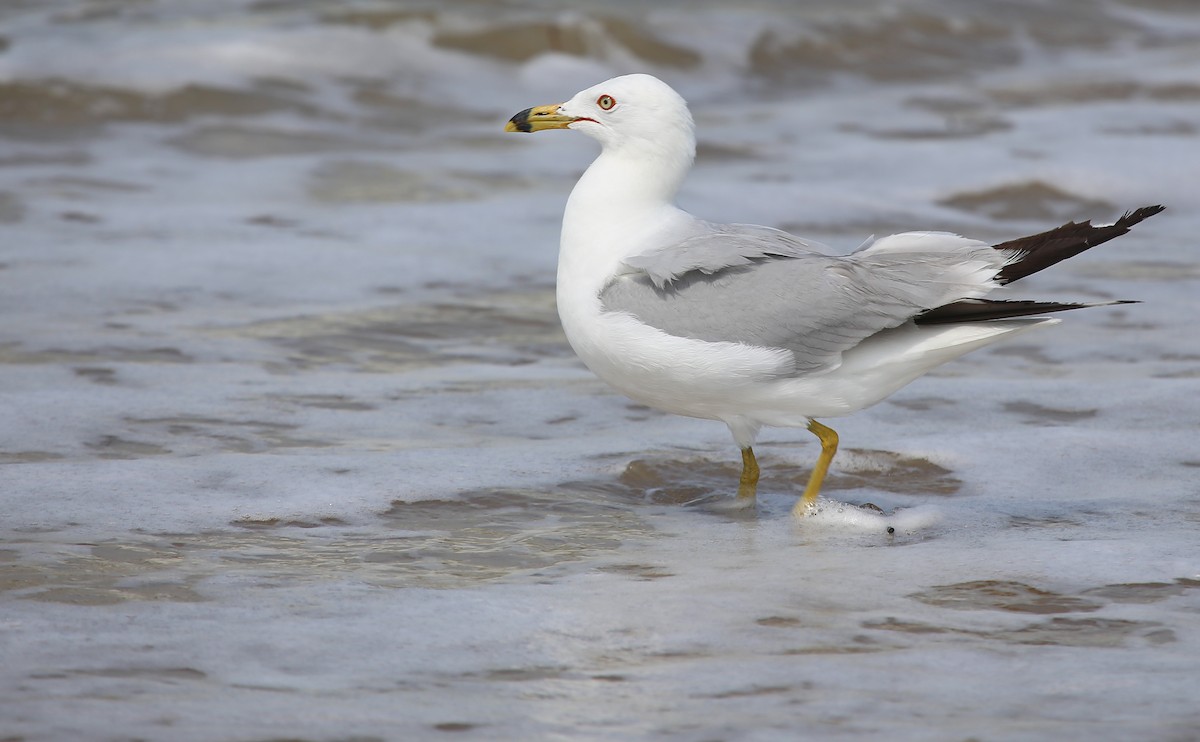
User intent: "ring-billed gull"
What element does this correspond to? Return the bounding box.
[505,73,1162,516]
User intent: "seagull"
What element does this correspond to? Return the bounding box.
[505,73,1162,516]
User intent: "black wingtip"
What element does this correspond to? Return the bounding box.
[994,204,1166,285]
[1116,204,1166,228]
[917,298,1141,325]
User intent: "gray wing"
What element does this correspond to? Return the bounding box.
[602,227,993,375]
[621,223,832,289]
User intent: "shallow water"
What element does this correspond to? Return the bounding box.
[2,1,1199,740]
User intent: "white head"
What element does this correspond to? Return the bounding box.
[506,74,696,164]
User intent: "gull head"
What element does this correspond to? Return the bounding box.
[506,73,695,159]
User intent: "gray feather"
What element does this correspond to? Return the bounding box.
[621,223,830,289]
[603,230,990,375]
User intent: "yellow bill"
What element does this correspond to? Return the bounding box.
[504,103,580,133]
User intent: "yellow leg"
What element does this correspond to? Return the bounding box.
[736,446,760,500]
[792,420,839,516]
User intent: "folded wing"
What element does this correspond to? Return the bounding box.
[601,227,1007,375]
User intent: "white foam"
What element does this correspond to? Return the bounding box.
[802,500,946,534]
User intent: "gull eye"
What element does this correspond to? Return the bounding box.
[597,94,616,111]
